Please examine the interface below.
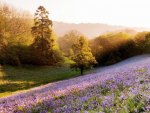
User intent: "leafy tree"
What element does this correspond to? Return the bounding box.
[58,30,82,57]
[143,32,150,53]
[0,3,33,65]
[0,35,7,64]
[0,3,32,45]
[71,36,97,75]
[31,6,63,65]
[90,32,134,65]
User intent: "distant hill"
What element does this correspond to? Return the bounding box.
[53,21,150,38]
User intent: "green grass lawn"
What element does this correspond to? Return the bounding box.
[0,65,83,98]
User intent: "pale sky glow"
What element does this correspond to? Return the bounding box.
[2,0,150,28]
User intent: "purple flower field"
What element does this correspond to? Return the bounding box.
[0,57,150,113]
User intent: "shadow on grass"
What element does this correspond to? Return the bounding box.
[0,65,80,96]
[0,82,33,93]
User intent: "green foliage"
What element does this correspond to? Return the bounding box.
[31,6,64,65]
[143,32,150,52]
[123,95,145,113]
[0,36,7,64]
[6,46,21,66]
[71,36,97,74]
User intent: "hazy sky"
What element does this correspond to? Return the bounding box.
[2,0,150,28]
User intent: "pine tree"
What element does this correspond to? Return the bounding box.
[71,36,97,75]
[31,6,63,65]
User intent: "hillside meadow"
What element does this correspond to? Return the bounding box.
[0,55,150,113]
[0,1,150,113]
[0,65,84,98]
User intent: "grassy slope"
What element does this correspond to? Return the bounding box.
[0,65,81,98]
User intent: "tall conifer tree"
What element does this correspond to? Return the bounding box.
[31,6,63,65]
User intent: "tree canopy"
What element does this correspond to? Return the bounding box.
[71,36,97,75]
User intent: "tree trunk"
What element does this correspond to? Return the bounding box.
[80,66,84,75]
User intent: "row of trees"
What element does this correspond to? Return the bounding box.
[90,32,150,65]
[0,4,96,74]
[59,30,150,66]
[1,3,150,74]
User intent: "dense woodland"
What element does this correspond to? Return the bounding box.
[0,3,150,73]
